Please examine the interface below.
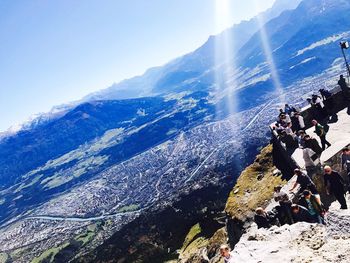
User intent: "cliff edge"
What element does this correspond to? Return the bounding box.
[232,198,350,262]
[178,144,285,262]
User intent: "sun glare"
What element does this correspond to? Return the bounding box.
[214,0,238,119]
[254,0,285,104]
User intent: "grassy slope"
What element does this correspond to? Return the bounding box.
[179,144,285,262]
[225,144,285,220]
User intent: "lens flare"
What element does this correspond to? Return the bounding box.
[254,0,285,104]
[214,0,238,119]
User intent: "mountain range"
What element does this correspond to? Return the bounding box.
[1,0,350,262]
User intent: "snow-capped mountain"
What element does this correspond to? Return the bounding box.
[1,0,350,262]
[83,0,302,101]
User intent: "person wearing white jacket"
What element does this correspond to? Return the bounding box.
[295,112,305,131]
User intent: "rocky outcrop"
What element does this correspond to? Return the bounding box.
[231,197,350,262]
[179,227,227,263]
[178,137,349,263]
[224,145,286,247]
[225,145,282,220]
[178,144,287,262]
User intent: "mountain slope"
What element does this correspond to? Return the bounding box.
[1,0,350,262]
[0,93,217,225]
[83,0,302,101]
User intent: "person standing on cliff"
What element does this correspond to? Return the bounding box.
[338,75,350,98]
[324,166,347,209]
[341,147,350,170]
[312,120,331,151]
[290,168,318,195]
[341,147,350,193]
[338,75,350,115]
[220,245,234,263]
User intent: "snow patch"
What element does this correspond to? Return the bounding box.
[290,57,316,69]
[295,32,350,57]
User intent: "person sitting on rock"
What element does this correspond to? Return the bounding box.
[291,204,315,223]
[299,190,325,224]
[254,207,279,229]
[324,166,347,209]
[290,168,318,195]
[273,186,294,225]
[220,244,234,263]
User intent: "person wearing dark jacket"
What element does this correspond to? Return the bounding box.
[304,134,323,156]
[339,75,350,115]
[291,114,300,132]
[254,207,279,229]
[341,147,350,176]
[290,168,318,194]
[319,88,338,122]
[284,104,296,116]
[295,112,305,131]
[312,120,331,150]
[279,130,298,155]
[291,204,315,223]
[319,88,332,101]
[338,75,350,99]
[324,166,347,209]
[341,147,350,193]
[297,130,307,148]
[299,190,325,224]
[310,95,327,121]
[274,186,294,224]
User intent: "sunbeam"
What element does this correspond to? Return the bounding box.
[214,0,238,119]
[254,0,285,104]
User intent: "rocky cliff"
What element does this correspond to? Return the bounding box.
[178,146,350,262]
[232,199,350,262]
[179,100,350,262]
[178,144,288,262]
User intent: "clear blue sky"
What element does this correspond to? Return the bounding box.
[0,0,275,131]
